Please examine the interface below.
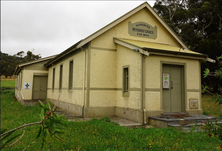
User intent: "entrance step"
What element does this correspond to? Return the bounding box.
[149,114,222,131]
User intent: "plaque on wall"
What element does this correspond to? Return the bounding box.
[128,21,157,39]
[190,99,198,109]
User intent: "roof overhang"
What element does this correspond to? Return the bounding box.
[14,55,57,75]
[45,40,82,67]
[114,38,215,63]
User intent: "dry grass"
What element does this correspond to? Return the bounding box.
[202,94,222,117]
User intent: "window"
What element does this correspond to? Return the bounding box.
[123,67,129,96]
[59,65,63,90]
[52,68,55,90]
[69,60,73,90]
[20,72,22,89]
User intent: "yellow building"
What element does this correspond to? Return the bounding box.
[15,2,214,124]
[14,55,56,105]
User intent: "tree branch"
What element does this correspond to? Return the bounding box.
[0,121,41,137]
[4,130,25,148]
[200,12,214,37]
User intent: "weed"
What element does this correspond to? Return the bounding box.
[202,119,222,140]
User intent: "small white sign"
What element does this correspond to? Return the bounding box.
[24,83,31,89]
[163,73,169,89]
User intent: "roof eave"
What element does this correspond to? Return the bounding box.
[145,48,207,60]
[45,40,82,67]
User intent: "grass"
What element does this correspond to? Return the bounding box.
[1,90,222,150]
[202,94,222,118]
[1,80,15,88]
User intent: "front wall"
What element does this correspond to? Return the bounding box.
[145,55,201,111]
[91,8,181,49]
[145,91,161,110]
[90,49,116,88]
[116,45,142,110]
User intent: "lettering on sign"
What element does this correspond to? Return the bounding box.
[128,21,157,39]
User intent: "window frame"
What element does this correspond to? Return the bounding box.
[52,68,55,90]
[122,66,129,97]
[69,60,73,90]
[59,64,63,90]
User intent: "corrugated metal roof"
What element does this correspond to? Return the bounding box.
[116,38,202,55]
[14,55,57,75]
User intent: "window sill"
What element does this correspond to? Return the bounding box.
[122,92,129,97]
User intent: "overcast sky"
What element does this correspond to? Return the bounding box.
[1,1,155,58]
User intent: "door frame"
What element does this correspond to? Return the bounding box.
[160,61,186,113]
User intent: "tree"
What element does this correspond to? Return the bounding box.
[0,50,41,77]
[24,50,41,62]
[153,0,222,92]
[203,55,222,105]
[0,52,19,78]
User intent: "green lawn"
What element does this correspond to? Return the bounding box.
[1,80,15,88]
[1,90,222,150]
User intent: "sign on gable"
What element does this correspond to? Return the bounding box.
[128,21,157,39]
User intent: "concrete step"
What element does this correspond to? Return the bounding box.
[149,114,222,130]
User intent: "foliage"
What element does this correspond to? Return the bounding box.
[0,50,41,77]
[202,55,222,105]
[1,90,222,150]
[153,0,222,92]
[0,98,65,150]
[201,119,222,140]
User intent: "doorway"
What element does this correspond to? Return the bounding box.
[162,65,184,112]
[33,76,48,100]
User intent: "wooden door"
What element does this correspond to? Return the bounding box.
[33,76,47,100]
[163,65,183,112]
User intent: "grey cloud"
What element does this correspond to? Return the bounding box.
[1,1,155,58]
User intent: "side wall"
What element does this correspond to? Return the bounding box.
[84,44,117,117]
[47,50,85,115]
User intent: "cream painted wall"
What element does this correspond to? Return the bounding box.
[145,91,161,110]
[116,45,142,109]
[15,72,22,100]
[90,49,116,88]
[47,50,85,106]
[145,55,201,111]
[89,48,117,107]
[145,56,200,90]
[90,90,116,107]
[15,62,49,101]
[91,8,181,49]
[187,92,201,109]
